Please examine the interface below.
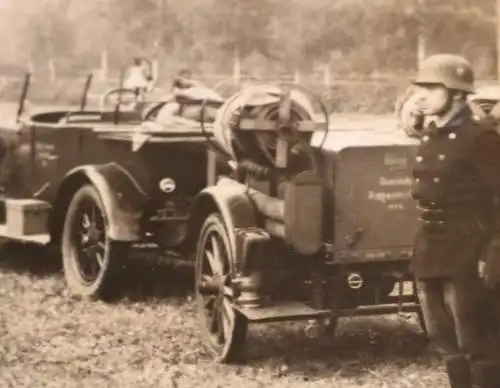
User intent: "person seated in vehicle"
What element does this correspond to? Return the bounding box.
[172,68,195,93]
[124,57,154,100]
[155,69,224,126]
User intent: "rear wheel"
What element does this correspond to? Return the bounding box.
[62,184,125,299]
[195,213,248,363]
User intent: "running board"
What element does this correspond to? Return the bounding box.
[234,301,421,324]
[0,198,51,245]
[0,225,50,245]
[234,302,331,324]
[338,302,421,317]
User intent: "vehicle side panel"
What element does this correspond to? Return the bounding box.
[331,145,419,261]
[61,164,149,241]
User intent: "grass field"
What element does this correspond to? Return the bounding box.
[0,246,446,388]
[0,101,447,387]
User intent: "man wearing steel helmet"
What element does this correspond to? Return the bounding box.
[405,53,500,388]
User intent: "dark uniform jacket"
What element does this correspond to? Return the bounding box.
[411,107,500,278]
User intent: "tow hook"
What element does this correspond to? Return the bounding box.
[304,320,319,338]
[304,317,335,338]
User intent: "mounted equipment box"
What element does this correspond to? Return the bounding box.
[5,199,51,236]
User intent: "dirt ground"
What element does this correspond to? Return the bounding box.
[0,243,446,388]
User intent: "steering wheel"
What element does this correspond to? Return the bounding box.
[99,87,140,112]
[141,95,178,121]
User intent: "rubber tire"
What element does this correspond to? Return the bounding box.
[62,184,124,300]
[195,213,248,363]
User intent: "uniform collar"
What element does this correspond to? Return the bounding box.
[425,105,472,133]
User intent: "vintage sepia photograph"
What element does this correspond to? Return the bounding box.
[0,0,499,387]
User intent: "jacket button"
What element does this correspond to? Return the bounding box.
[416,155,423,162]
[433,177,440,183]
[422,135,430,142]
[448,132,457,140]
[438,154,445,161]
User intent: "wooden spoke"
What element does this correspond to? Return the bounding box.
[195,214,248,362]
[275,137,289,168]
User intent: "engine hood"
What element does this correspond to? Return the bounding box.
[311,114,419,153]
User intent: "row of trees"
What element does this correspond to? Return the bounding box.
[0,0,497,80]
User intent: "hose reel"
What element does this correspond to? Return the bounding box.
[200,81,329,177]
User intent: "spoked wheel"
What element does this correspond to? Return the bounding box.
[195,213,248,363]
[62,184,124,299]
[99,87,139,112]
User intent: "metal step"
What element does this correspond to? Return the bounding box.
[0,225,50,245]
[234,302,331,324]
[234,300,421,325]
[338,302,421,317]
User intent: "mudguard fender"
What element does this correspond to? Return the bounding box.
[61,163,149,241]
[190,178,258,264]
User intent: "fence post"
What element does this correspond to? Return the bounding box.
[27,58,35,80]
[48,58,57,82]
[294,69,301,83]
[416,0,426,69]
[152,58,160,82]
[323,65,331,88]
[233,48,241,85]
[100,50,108,82]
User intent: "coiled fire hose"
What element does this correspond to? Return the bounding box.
[200,81,329,175]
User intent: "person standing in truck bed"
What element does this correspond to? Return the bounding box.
[401,53,500,388]
[124,57,154,99]
[154,68,224,125]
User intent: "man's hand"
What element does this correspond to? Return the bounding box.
[479,260,498,289]
[479,245,500,289]
[479,260,487,280]
[396,86,425,138]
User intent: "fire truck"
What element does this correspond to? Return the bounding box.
[0,73,423,362]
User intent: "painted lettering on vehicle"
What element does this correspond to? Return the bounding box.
[383,153,408,170]
[36,143,56,159]
[379,177,412,187]
[367,175,413,210]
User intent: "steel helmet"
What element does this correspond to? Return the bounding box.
[413,54,474,93]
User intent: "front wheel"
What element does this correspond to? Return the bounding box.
[62,184,126,299]
[195,213,248,363]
